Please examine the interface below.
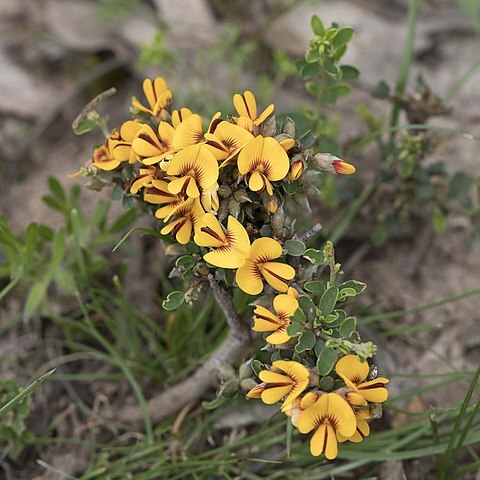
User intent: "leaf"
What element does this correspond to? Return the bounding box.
[286,323,304,337]
[303,248,324,265]
[112,227,163,252]
[311,15,325,36]
[318,376,335,391]
[202,395,226,410]
[162,291,185,311]
[330,83,350,98]
[433,207,446,233]
[316,348,338,375]
[319,286,339,315]
[338,280,367,295]
[251,360,263,377]
[305,48,322,63]
[299,131,316,148]
[338,287,357,300]
[51,228,66,268]
[304,281,325,294]
[375,80,390,99]
[48,177,66,202]
[293,307,307,323]
[0,370,55,418]
[298,295,316,317]
[340,65,360,80]
[295,331,316,353]
[332,27,354,47]
[284,239,306,256]
[339,316,357,338]
[176,255,195,270]
[73,118,95,135]
[24,281,49,319]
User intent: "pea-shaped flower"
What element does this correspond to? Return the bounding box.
[237,136,290,195]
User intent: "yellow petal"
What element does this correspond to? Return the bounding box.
[279,137,295,151]
[300,392,319,410]
[235,261,263,295]
[172,114,204,149]
[327,393,357,438]
[91,159,121,171]
[227,216,251,254]
[258,370,291,384]
[248,170,266,192]
[153,76,168,98]
[323,424,339,459]
[236,116,253,132]
[254,103,274,125]
[132,97,152,115]
[357,378,389,403]
[265,328,291,345]
[194,213,226,247]
[120,120,142,141]
[333,160,356,175]
[132,125,163,157]
[261,262,296,292]
[233,91,257,120]
[273,294,299,318]
[252,306,281,332]
[249,237,282,263]
[175,219,193,244]
[171,108,193,128]
[309,423,327,456]
[261,385,293,405]
[335,355,370,385]
[143,78,156,109]
[246,384,265,399]
[204,248,247,269]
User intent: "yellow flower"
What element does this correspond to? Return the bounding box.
[288,159,305,181]
[237,136,290,195]
[258,360,309,407]
[313,153,356,175]
[200,183,220,213]
[194,213,251,269]
[90,131,122,171]
[132,123,176,166]
[143,179,181,206]
[166,144,219,199]
[204,121,254,164]
[252,293,299,345]
[298,393,356,459]
[335,355,389,403]
[132,77,172,118]
[171,107,193,128]
[235,237,295,295]
[282,392,319,427]
[233,90,274,127]
[113,120,142,164]
[160,198,204,244]
[172,113,221,149]
[246,384,265,399]
[337,395,371,443]
[130,166,159,194]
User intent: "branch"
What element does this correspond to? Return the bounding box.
[297,223,323,244]
[117,277,250,426]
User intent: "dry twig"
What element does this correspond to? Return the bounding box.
[118,276,250,426]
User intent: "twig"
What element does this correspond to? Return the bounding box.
[117,277,250,426]
[296,223,323,244]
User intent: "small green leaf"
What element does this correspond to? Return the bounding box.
[202,395,226,410]
[340,65,360,80]
[433,207,446,233]
[303,248,324,265]
[293,307,307,323]
[324,311,339,324]
[251,360,263,377]
[316,348,338,375]
[73,118,95,135]
[298,295,316,316]
[162,291,185,311]
[48,177,66,202]
[311,15,325,36]
[338,287,357,300]
[375,80,390,99]
[338,280,366,295]
[330,83,350,98]
[318,376,335,391]
[319,286,339,315]
[332,27,354,47]
[295,330,316,353]
[314,339,325,356]
[304,281,325,293]
[24,281,49,319]
[339,316,357,338]
[305,48,322,63]
[284,239,306,256]
[175,255,195,270]
[286,323,304,337]
[299,131,316,148]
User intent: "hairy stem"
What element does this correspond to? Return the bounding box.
[117,277,250,426]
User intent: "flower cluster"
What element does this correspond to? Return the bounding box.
[75,76,387,460]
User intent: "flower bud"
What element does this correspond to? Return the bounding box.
[288,159,305,181]
[313,153,356,175]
